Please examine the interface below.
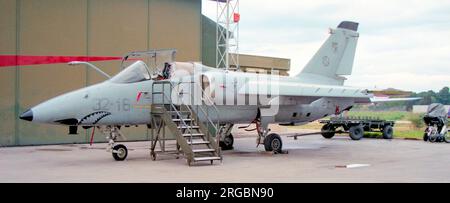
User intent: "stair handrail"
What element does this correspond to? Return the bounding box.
[152,79,222,156]
[193,81,221,148]
[168,80,221,143]
[151,81,196,140]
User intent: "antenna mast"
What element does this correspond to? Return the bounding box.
[215,0,240,71]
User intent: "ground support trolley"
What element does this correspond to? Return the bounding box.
[319,116,395,140]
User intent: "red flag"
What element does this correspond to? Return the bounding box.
[233,13,240,23]
[0,55,122,67]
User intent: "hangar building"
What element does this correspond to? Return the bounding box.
[0,0,290,146]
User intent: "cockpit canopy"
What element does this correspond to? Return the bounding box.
[110,61,151,84]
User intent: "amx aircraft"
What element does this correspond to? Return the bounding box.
[20,21,418,164]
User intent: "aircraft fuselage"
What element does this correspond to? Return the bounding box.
[22,68,357,128]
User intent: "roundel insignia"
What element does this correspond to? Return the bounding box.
[332,42,339,53]
[322,56,330,67]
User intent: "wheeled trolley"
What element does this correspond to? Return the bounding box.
[319,116,395,140]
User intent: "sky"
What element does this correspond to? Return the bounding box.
[202,0,450,92]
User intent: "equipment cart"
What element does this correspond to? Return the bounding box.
[319,116,395,140]
[423,103,449,143]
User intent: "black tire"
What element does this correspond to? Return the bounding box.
[220,134,234,150]
[382,125,394,139]
[429,134,437,143]
[437,135,444,143]
[264,133,283,153]
[349,125,364,141]
[444,133,450,143]
[150,151,156,161]
[112,144,128,161]
[423,133,429,142]
[321,124,335,139]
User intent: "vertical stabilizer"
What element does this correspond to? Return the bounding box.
[296,21,359,86]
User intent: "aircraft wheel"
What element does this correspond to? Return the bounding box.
[382,125,394,139]
[112,144,128,161]
[349,125,364,141]
[220,134,234,150]
[264,133,283,153]
[321,124,335,139]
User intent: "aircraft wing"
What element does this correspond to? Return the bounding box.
[238,80,420,104]
[238,80,371,99]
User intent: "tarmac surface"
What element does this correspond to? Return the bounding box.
[1,133,450,183]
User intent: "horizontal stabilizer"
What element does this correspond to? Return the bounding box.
[369,97,422,103]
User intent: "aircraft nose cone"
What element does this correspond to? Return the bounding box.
[19,109,33,121]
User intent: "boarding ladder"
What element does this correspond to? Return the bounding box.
[149,80,222,166]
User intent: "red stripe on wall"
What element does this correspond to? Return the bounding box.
[0,55,123,67]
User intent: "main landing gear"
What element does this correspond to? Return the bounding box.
[263,133,283,153]
[254,116,284,154]
[220,133,234,150]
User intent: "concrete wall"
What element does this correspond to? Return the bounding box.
[0,0,17,146]
[202,15,291,75]
[0,0,202,146]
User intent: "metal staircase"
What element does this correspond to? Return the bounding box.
[149,81,222,166]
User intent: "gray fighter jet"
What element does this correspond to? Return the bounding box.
[20,21,418,163]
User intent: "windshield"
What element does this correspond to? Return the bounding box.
[110,61,151,83]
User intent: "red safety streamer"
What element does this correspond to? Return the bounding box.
[90,127,96,146]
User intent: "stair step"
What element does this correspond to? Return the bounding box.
[193,149,216,153]
[169,111,190,114]
[182,133,204,137]
[188,140,210,145]
[193,157,222,162]
[173,119,193,122]
[178,126,199,129]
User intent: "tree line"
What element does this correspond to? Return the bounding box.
[356,87,449,111]
[410,87,450,105]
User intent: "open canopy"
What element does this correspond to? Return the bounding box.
[110,61,151,84]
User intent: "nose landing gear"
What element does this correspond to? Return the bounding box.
[112,144,128,161]
[99,126,128,161]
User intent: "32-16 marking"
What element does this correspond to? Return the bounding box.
[94,98,130,111]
